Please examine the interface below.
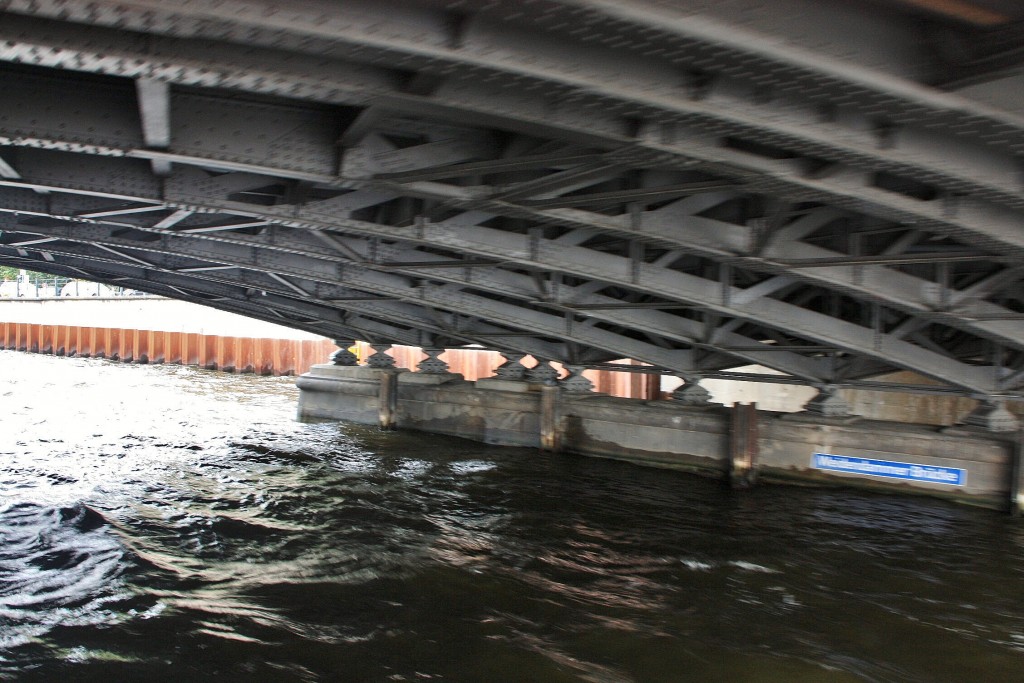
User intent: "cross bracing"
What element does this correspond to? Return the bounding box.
[0,0,1021,399]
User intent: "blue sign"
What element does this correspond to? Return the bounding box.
[812,453,966,486]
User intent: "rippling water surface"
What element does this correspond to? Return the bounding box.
[2,350,1023,682]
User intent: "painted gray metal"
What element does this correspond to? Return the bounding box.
[0,0,1021,398]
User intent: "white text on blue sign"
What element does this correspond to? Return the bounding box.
[812,454,966,486]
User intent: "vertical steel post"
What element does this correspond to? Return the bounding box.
[1011,428,1024,518]
[378,370,399,431]
[540,385,562,453]
[730,402,760,488]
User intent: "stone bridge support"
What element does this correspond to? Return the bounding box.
[297,344,1024,513]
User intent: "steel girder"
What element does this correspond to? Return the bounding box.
[0,226,695,370]
[0,75,1019,350]
[0,0,1021,398]
[0,203,829,379]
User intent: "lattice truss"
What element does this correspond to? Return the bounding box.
[0,0,1021,397]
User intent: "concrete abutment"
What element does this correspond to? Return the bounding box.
[297,363,1023,513]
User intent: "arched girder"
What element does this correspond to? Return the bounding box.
[0,0,1020,399]
[1,0,1022,206]
[0,162,1006,393]
[0,224,991,393]
[0,231,705,376]
[0,223,991,395]
[0,75,1020,351]
[0,247,574,360]
[0,4,1022,251]
[0,217,830,380]
[0,184,838,377]
[0,252,378,345]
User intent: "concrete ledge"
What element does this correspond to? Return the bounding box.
[779,412,863,426]
[296,365,382,424]
[399,372,464,385]
[306,364,408,380]
[475,378,532,392]
[296,371,1020,510]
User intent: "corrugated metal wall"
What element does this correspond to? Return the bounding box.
[0,322,659,399]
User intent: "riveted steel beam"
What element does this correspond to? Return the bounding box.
[0,210,970,389]
[0,75,1020,359]
[2,217,816,378]
[0,224,698,373]
[0,243,566,358]
[0,201,837,379]
[0,162,1011,392]
[0,0,1021,396]
[1,1,1021,209]
[0,10,1021,242]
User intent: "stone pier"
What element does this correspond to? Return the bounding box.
[297,362,1021,512]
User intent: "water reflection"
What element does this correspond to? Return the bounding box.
[1,350,1022,682]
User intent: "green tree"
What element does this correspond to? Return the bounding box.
[0,266,56,282]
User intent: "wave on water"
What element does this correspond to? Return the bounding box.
[0,502,132,650]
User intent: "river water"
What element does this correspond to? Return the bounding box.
[1,350,1023,682]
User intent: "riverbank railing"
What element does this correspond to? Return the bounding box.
[0,277,158,298]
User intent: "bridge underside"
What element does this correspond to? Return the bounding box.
[0,0,1022,399]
